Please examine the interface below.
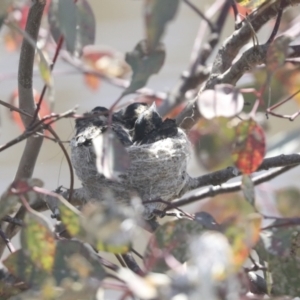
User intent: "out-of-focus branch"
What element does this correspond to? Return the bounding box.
[158,0,231,118]
[288,44,300,58]
[15,0,46,180]
[0,0,46,259]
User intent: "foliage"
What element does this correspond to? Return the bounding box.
[0,0,300,299]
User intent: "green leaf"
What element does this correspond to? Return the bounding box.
[80,202,134,254]
[58,197,83,237]
[0,179,44,220]
[20,212,56,272]
[123,40,165,95]
[266,35,291,73]
[53,240,106,284]
[3,249,49,287]
[48,0,96,56]
[144,218,206,272]
[59,199,134,254]
[0,0,11,31]
[190,117,236,171]
[241,174,255,206]
[0,191,20,220]
[257,227,300,297]
[38,54,53,87]
[144,0,180,51]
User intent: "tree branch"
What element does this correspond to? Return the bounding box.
[208,0,300,79]
[186,153,300,191]
[219,44,268,86]
[177,0,300,130]
[16,0,46,180]
[172,164,297,208]
[158,0,230,120]
[0,0,46,259]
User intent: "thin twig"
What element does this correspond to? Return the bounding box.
[47,126,74,201]
[35,133,70,143]
[2,216,23,227]
[231,0,242,29]
[0,101,75,202]
[262,218,300,230]
[95,254,120,272]
[0,99,32,117]
[121,253,144,276]
[183,0,215,31]
[266,0,284,44]
[31,35,64,125]
[0,109,76,153]
[115,254,127,268]
[130,248,143,260]
[0,229,15,253]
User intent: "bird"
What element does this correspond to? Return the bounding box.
[74,106,132,148]
[118,102,149,129]
[132,103,162,144]
[131,103,178,145]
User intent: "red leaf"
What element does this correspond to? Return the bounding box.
[232,119,265,174]
[9,89,52,132]
[164,103,185,119]
[18,5,30,30]
[230,3,251,17]
[84,73,101,91]
[82,46,130,91]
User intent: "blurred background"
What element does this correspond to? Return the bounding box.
[0,0,300,268]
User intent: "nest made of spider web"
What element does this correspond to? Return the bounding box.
[70,128,191,219]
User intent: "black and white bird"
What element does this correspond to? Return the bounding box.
[70,102,191,221]
[74,106,132,148]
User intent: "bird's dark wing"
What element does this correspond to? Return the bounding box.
[138,118,178,145]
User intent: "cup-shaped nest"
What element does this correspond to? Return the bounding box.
[70,105,191,219]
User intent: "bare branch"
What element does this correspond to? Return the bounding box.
[0,109,76,153]
[0,229,15,253]
[0,99,32,117]
[209,0,300,79]
[186,153,300,191]
[266,1,284,44]
[183,0,215,31]
[158,0,231,118]
[219,44,268,86]
[121,253,144,276]
[31,35,64,124]
[172,164,297,208]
